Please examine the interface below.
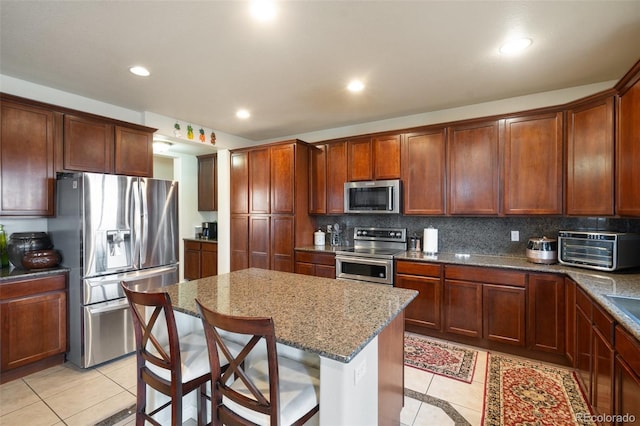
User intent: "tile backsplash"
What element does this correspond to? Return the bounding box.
[314,215,640,257]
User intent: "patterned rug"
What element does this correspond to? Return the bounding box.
[404,333,478,383]
[483,354,595,426]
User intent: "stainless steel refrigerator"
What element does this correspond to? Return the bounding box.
[48,172,179,368]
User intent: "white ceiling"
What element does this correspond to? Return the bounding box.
[1,1,639,144]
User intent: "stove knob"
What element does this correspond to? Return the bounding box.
[362,230,368,236]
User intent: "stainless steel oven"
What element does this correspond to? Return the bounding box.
[336,227,406,285]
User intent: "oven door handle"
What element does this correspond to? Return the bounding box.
[336,255,391,266]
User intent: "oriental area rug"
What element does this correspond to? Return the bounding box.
[404,333,478,383]
[483,354,595,426]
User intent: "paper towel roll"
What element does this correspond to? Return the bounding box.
[424,228,438,254]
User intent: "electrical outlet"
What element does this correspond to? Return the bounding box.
[354,360,367,385]
[327,224,332,233]
[511,230,519,242]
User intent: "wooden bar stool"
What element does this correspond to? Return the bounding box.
[196,299,320,426]
[122,283,211,426]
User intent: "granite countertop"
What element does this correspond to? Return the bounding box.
[183,237,218,243]
[157,268,417,363]
[295,246,640,342]
[0,265,69,282]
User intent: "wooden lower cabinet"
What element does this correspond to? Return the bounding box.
[527,273,565,354]
[183,240,217,280]
[395,261,442,331]
[614,326,640,423]
[483,283,525,346]
[575,289,593,398]
[444,279,482,339]
[0,273,67,383]
[294,250,335,278]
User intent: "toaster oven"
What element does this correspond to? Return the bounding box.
[558,231,640,271]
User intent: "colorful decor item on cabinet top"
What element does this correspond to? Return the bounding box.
[173,122,181,138]
[187,124,194,140]
[199,128,205,142]
[210,132,216,145]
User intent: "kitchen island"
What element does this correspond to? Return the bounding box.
[160,268,417,425]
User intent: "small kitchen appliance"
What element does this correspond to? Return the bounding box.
[335,227,407,285]
[344,179,401,214]
[526,236,558,264]
[558,231,640,271]
[202,221,217,240]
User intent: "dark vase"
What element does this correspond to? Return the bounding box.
[7,232,53,268]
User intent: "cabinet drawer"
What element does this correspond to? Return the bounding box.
[396,260,441,277]
[576,287,592,318]
[202,242,218,252]
[294,251,335,266]
[0,274,66,300]
[592,302,615,344]
[184,241,201,251]
[444,265,526,287]
[615,326,640,377]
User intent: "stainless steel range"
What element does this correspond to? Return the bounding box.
[335,227,407,285]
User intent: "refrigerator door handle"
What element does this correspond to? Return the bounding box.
[140,179,148,265]
[87,298,129,314]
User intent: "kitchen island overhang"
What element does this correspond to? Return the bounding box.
[158,268,418,425]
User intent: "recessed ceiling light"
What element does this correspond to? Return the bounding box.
[347,79,365,93]
[236,109,251,119]
[499,38,532,55]
[129,66,150,77]
[250,0,276,21]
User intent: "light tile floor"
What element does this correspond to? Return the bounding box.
[1,338,487,426]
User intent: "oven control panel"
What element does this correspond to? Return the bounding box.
[354,227,406,242]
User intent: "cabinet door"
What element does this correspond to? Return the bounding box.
[271,215,294,272]
[114,125,152,177]
[616,78,640,216]
[249,215,270,269]
[197,154,217,211]
[1,100,56,216]
[615,356,640,424]
[372,134,401,179]
[309,144,327,214]
[592,327,614,423]
[447,121,500,215]
[326,141,348,214]
[201,243,218,278]
[503,112,563,214]
[566,97,614,216]
[270,144,295,214]
[565,278,576,365]
[402,129,446,215]
[230,151,249,214]
[230,215,249,271]
[1,290,66,371]
[527,273,566,354]
[183,241,201,280]
[483,284,525,346]
[63,114,114,173]
[347,137,373,181]
[444,279,482,338]
[395,273,442,331]
[295,262,315,276]
[250,148,270,214]
[575,291,592,399]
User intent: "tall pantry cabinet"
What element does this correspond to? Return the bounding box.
[230,140,314,272]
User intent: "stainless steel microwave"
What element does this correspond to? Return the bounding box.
[558,231,640,271]
[344,179,401,214]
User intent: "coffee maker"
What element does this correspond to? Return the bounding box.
[202,222,217,240]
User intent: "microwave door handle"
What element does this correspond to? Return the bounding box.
[388,186,393,211]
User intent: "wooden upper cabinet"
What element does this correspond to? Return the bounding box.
[447,120,500,215]
[402,129,446,215]
[309,144,327,214]
[63,114,114,173]
[347,135,401,181]
[270,143,295,214]
[114,125,152,177]
[616,71,640,216]
[63,115,153,176]
[249,147,270,214]
[230,151,249,214]
[347,137,373,181]
[0,98,57,216]
[373,134,401,179]
[566,96,614,216]
[503,112,563,215]
[197,154,217,211]
[327,141,348,214]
